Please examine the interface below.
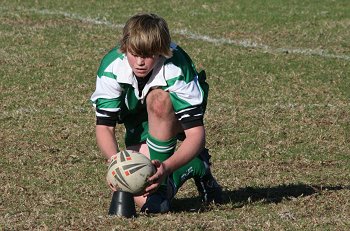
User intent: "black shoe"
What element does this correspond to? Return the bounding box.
[140,179,176,214]
[140,191,171,214]
[194,148,223,204]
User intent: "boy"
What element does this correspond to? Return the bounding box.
[91,13,222,213]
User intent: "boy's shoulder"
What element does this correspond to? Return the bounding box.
[164,43,196,73]
[161,43,198,82]
[97,47,126,75]
[165,43,193,67]
[167,43,185,59]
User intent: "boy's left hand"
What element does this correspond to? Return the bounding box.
[143,160,170,196]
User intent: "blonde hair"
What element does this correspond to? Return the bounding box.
[119,13,172,58]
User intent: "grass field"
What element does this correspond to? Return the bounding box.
[1,0,349,230]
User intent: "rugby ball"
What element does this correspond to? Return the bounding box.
[106,150,156,195]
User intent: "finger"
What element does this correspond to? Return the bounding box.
[145,182,159,194]
[107,179,118,191]
[151,159,161,167]
[148,170,164,183]
[108,183,118,191]
[144,187,157,196]
[147,174,160,183]
[143,190,151,197]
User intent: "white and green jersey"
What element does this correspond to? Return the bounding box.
[90,43,208,146]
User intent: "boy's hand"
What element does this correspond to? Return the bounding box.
[143,160,170,196]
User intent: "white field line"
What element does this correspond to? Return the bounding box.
[3,7,350,61]
[173,29,350,61]
[1,103,349,118]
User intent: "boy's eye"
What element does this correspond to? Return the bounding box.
[129,52,157,59]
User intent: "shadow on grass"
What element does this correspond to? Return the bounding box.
[171,184,349,213]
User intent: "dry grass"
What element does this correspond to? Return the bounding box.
[1,1,349,230]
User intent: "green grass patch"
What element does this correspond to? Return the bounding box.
[1,0,349,230]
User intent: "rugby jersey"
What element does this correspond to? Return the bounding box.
[90,43,206,128]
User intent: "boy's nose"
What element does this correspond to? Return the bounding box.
[136,57,145,65]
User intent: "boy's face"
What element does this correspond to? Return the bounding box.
[126,52,160,78]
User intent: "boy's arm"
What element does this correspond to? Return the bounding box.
[163,125,205,172]
[96,125,119,159]
[91,74,123,160]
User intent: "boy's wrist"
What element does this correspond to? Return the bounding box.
[162,160,175,175]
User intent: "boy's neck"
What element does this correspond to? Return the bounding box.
[135,70,153,96]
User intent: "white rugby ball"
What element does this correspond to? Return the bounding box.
[106,150,156,195]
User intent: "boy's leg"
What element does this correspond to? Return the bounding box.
[142,89,222,213]
[193,148,223,204]
[143,89,208,213]
[140,89,179,213]
[146,88,180,188]
[171,155,206,188]
[170,146,223,204]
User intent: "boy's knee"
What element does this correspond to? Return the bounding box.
[146,89,173,118]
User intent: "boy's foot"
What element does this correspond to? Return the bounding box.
[194,148,223,204]
[194,170,223,204]
[140,178,176,214]
[140,191,171,214]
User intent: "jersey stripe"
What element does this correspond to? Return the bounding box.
[101,72,116,79]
